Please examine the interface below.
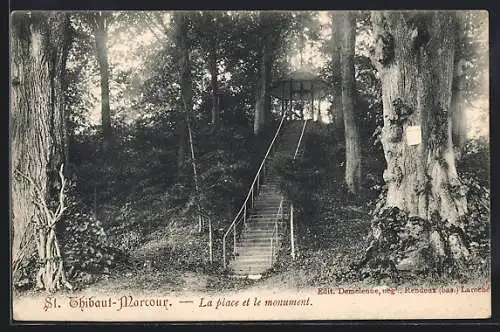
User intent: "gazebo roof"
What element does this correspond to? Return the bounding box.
[270,69,329,100]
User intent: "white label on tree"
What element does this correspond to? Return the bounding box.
[406,126,422,146]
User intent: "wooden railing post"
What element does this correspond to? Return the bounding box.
[270,237,273,265]
[244,205,247,227]
[257,173,260,193]
[223,237,227,269]
[251,188,254,208]
[208,217,213,264]
[233,228,236,254]
[290,203,295,260]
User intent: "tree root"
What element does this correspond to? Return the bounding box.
[355,207,471,282]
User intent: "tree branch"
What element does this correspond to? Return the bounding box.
[153,12,169,33]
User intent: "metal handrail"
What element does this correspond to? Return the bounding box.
[289,118,308,260]
[222,110,289,269]
[269,198,284,266]
[294,119,308,159]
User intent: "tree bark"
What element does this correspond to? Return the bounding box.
[451,60,467,149]
[11,12,73,291]
[340,12,362,195]
[361,12,470,277]
[93,13,112,146]
[331,13,344,130]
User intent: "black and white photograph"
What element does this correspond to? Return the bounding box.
[10,10,490,321]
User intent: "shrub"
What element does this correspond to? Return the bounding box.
[57,185,126,286]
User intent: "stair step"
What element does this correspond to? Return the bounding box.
[238,238,272,244]
[240,235,276,241]
[254,196,283,200]
[232,259,272,266]
[243,226,277,231]
[232,263,271,269]
[241,233,275,240]
[255,195,282,199]
[246,222,284,227]
[232,262,272,269]
[250,219,288,223]
[235,253,272,259]
[250,209,289,213]
[245,220,282,225]
[242,233,275,238]
[241,234,281,241]
[239,238,275,245]
[232,268,270,275]
[245,222,282,227]
[253,199,282,204]
[231,264,272,272]
[253,202,283,206]
[247,217,281,221]
[240,238,276,244]
[234,252,272,259]
[244,225,284,231]
[236,245,270,252]
[249,213,289,218]
[245,223,277,228]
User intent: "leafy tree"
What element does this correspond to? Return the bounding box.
[330,12,343,130]
[451,11,488,148]
[190,12,233,126]
[81,12,114,146]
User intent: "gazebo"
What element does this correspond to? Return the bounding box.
[270,68,329,121]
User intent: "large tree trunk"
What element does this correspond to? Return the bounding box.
[340,12,362,195]
[174,12,192,174]
[11,12,73,291]
[254,15,273,136]
[331,13,344,130]
[93,13,112,146]
[373,12,467,224]
[254,44,272,135]
[359,12,470,278]
[175,12,202,228]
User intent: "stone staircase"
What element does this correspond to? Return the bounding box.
[229,120,308,276]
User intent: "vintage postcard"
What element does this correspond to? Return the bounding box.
[10,10,490,322]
